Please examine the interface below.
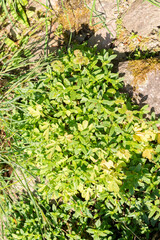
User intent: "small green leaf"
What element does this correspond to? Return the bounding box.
[82,120,88,129]
[118,104,127,114]
[148,208,157,218]
[95,219,101,228]
[155,145,160,153]
[108,181,119,193]
[107,88,116,94]
[5,38,16,48]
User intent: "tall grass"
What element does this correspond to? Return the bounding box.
[0,31,56,237]
[147,0,160,7]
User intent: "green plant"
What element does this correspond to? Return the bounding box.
[3,192,55,240]
[146,0,160,7]
[130,49,157,60]
[1,0,30,27]
[54,24,63,37]
[1,44,160,239]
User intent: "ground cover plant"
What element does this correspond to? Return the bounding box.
[0,0,160,240]
[0,43,160,239]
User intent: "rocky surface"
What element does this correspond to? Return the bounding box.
[28,0,59,12]
[116,0,160,54]
[88,28,114,49]
[2,0,159,58]
[118,58,160,114]
[94,0,118,37]
[88,0,118,49]
[122,0,160,37]
[87,0,160,55]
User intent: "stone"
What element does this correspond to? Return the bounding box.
[27,33,59,63]
[94,0,118,27]
[113,0,160,56]
[28,0,58,12]
[88,0,118,49]
[122,0,160,37]
[118,58,160,114]
[88,27,114,50]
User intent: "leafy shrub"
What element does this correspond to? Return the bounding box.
[2,45,160,239]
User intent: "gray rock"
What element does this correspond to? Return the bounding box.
[28,0,58,12]
[88,27,114,50]
[88,0,118,49]
[94,0,118,30]
[118,59,160,114]
[122,0,160,37]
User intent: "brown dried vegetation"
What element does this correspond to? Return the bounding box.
[127,57,160,87]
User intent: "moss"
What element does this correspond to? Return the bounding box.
[127,58,160,88]
[58,7,91,32]
[59,0,86,10]
[56,0,102,34]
